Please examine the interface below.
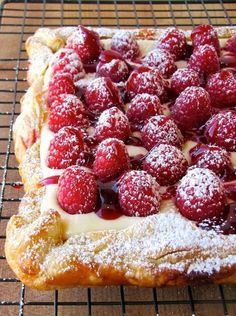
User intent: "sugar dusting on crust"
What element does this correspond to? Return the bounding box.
[39,199,236,278]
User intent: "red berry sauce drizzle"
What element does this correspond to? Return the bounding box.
[96,182,122,219]
[44,26,236,231]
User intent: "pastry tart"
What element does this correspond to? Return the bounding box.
[5,25,236,290]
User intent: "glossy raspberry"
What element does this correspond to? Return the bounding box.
[85,77,123,115]
[118,170,161,217]
[155,27,187,60]
[143,144,188,186]
[127,93,163,125]
[171,86,212,130]
[58,166,97,214]
[111,30,140,60]
[93,138,130,182]
[142,48,177,78]
[49,94,88,132]
[204,111,236,152]
[176,168,224,221]
[51,48,85,82]
[47,73,76,107]
[47,126,85,169]
[191,25,220,55]
[141,115,183,150]
[205,69,236,108]
[171,69,201,95]
[225,34,236,53]
[94,107,130,142]
[126,66,165,99]
[67,25,102,64]
[188,44,220,77]
[96,50,129,83]
[190,143,231,177]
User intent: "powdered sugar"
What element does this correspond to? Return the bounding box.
[111,30,140,60]
[141,115,183,150]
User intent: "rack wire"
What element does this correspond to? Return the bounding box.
[0,0,235,315]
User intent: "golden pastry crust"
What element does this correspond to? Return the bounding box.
[6,26,236,290]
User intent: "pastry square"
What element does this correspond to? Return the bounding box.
[5,25,236,290]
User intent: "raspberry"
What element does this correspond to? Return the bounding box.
[49,94,88,132]
[171,86,212,130]
[175,168,224,221]
[191,25,220,55]
[126,66,165,99]
[47,73,76,107]
[85,77,123,115]
[96,50,129,83]
[141,115,183,150]
[188,44,220,77]
[67,26,102,64]
[127,93,163,125]
[118,170,161,217]
[47,126,85,169]
[155,27,187,60]
[93,138,130,182]
[171,69,201,95]
[225,34,236,53]
[204,111,236,152]
[190,143,231,177]
[142,144,188,186]
[142,48,177,78]
[51,48,85,82]
[94,107,130,142]
[111,30,140,60]
[57,166,97,214]
[205,69,236,108]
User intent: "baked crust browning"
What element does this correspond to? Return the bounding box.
[6,26,236,290]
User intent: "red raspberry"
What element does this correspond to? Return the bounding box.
[190,143,231,177]
[142,144,188,186]
[94,107,130,142]
[85,77,123,115]
[51,48,85,82]
[126,66,165,99]
[171,69,201,95]
[141,115,183,150]
[188,44,220,77]
[204,111,236,152]
[96,50,129,83]
[155,27,187,60]
[142,48,177,78]
[127,93,163,125]
[171,86,212,130]
[93,138,130,182]
[175,168,224,221]
[225,34,236,53]
[205,69,236,108]
[67,26,102,64]
[118,170,161,217]
[47,73,76,107]
[191,25,220,55]
[47,126,85,169]
[111,30,140,60]
[57,166,97,214]
[49,94,88,133]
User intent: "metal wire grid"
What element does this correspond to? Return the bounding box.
[0,0,235,315]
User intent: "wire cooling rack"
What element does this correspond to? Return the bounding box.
[0,0,236,315]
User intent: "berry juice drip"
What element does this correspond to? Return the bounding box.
[198,202,236,235]
[11,182,23,189]
[83,62,97,73]
[96,182,122,220]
